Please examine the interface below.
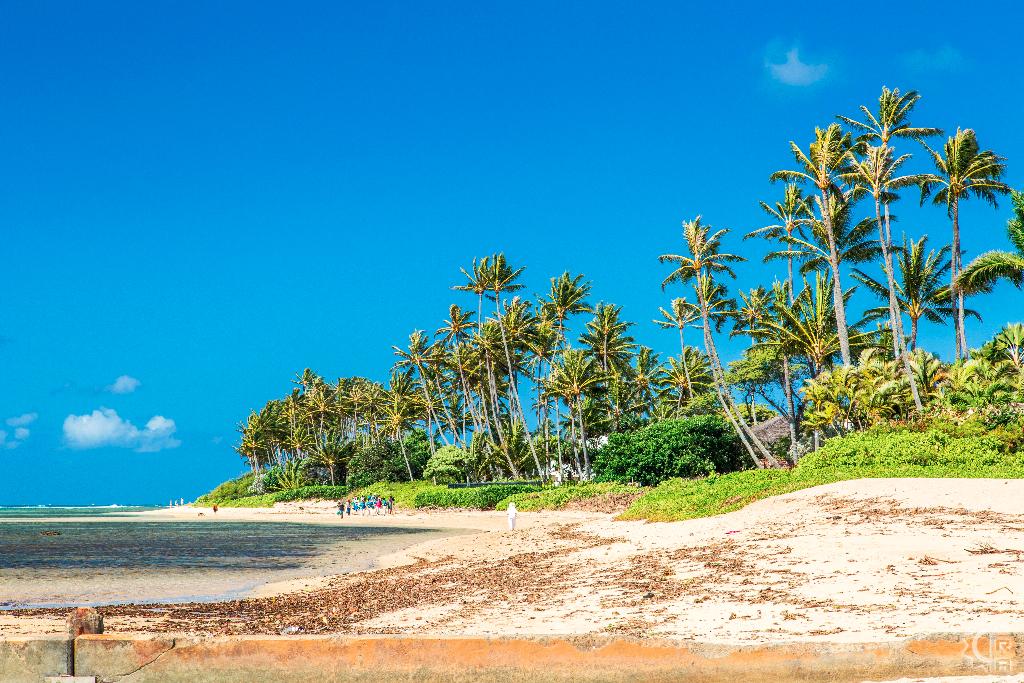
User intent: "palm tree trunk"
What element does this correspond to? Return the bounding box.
[951,200,966,360]
[911,316,919,351]
[782,355,799,461]
[678,327,693,400]
[574,399,592,480]
[695,285,776,467]
[820,190,852,366]
[397,430,414,481]
[878,201,923,411]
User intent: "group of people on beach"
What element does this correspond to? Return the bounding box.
[337,494,394,517]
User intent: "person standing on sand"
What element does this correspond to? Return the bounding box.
[389,496,395,514]
[507,501,517,531]
[212,504,218,514]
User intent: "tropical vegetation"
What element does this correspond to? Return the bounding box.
[200,87,1024,516]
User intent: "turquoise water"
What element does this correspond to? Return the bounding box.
[0,509,456,608]
[0,506,158,519]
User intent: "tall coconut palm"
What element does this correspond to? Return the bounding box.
[544,349,605,479]
[393,331,446,452]
[436,304,482,440]
[384,370,422,481]
[839,87,940,397]
[757,272,862,377]
[731,287,772,343]
[659,348,711,415]
[747,183,812,299]
[854,236,978,350]
[659,217,778,467]
[579,303,637,375]
[959,189,1024,295]
[842,145,925,409]
[453,256,492,333]
[653,297,700,398]
[771,124,862,365]
[784,190,881,277]
[542,272,592,347]
[919,129,1010,359]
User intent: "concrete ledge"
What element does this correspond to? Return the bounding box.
[0,632,1015,682]
[0,635,70,683]
[66,632,1024,682]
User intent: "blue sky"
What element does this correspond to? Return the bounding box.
[2,1,1022,504]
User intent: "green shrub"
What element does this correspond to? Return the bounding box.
[413,484,541,509]
[621,427,1024,523]
[423,445,470,484]
[592,416,744,486]
[195,472,258,505]
[496,482,641,511]
[797,427,1017,471]
[347,432,431,488]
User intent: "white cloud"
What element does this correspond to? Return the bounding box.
[0,417,34,450]
[903,45,965,72]
[6,412,38,427]
[107,375,141,394]
[766,48,828,86]
[63,408,181,453]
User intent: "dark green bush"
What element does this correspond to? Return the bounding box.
[347,431,431,488]
[592,416,744,486]
[413,484,540,509]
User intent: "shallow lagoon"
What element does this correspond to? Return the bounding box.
[0,508,455,608]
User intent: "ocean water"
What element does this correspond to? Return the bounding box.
[0,508,456,608]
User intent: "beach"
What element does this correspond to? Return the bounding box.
[4,478,1024,649]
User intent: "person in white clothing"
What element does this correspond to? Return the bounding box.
[507,501,517,531]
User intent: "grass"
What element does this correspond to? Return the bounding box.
[496,482,643,511]
[347,480,443,509]
[621,425,1024,522]
[620,463,1024,522]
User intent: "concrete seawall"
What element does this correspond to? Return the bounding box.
[2,633,1022,682]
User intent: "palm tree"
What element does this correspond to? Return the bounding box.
[393,331,446,452]
[579,303,636,375]
[542,272,592,347]
[757,272,862,378]
[732,287,772,343]
[919,129,1010,359]
[839,87,940,400]
[659,348,711,415]
[659,217,778,467]
[842,145,925,408]
[959,189,1024,295]
[544,349,605,479]
[747,183,812,299]
[436,304,482,440]
[854,236,978,350]
[453,256,492,333]
[772,123,862,365]
[784,190,881,277]
[653,297,700,399]
[384,370,422,481]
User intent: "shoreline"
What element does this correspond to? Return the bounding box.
[4,478,1024,653]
